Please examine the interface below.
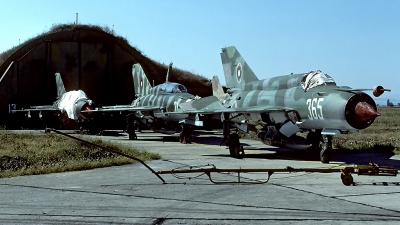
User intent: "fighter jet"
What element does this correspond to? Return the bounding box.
[84,62,202,142]
[179,46,390,163]
[12,73,97,129]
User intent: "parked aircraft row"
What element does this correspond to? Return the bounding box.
[11,46,390,163]
[12,72,97,129]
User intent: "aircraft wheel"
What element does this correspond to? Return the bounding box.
[129,133,137,140]
[185,136,191,144]
[179,131,186,143]
[320,146,331,163]
[228,133,240,157]
[179,132,184,143]
[179,131,191,144]
[341,174,354,186]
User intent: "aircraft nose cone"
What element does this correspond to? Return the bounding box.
[355,102,380,121]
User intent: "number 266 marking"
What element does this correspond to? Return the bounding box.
[306,98,324,120]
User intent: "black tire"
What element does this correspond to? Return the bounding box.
[229,145,235,157]
[179,131,191,144]
[228,133,240,157]
[179,131,184,143]
[128,133,137,140]
[341,174,354,186]
[320,146,331,163]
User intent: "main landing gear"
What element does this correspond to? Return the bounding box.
[320,135,333,163]
[179,124,192,144]
[307,131,333,163]
[222,121,244,158]
[227,133,244,158]
[126,113,137,140]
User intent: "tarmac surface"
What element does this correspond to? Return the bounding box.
[1,130,400,224]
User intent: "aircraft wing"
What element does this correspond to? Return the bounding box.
[335,87,392,93]
[335,88,373,92]
[335,86,391,97]
[101,105,133,109]
[178,96,291,114]
[12,105,57,112]
[82,106,162,113]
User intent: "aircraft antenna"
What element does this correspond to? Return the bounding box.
[166,62,173,83]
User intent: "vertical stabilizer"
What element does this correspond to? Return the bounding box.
[165,62,173,83]
[220,46,259,90]
[55,73,66,99]
[211,75,225,100]
[132,63,152,97]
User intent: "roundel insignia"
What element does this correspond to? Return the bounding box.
[236,63,242,83]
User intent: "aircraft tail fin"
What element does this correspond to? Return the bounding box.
[220,46,259,90]
[211,75,225,100]
[132,63,152,97]
[55,73,66,99]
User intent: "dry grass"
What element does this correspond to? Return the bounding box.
[0,130,160,178]
[333,107,400,154]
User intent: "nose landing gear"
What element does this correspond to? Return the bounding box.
[179,124,192,144]
[307,131,333,163]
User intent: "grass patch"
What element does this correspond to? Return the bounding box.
[333,107,400,155]
[0,130,160,178]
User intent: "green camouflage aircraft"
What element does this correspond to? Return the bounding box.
[85,62,202,142]
[179,46,390,163]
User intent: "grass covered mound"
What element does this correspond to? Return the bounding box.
[0,23,212,97]
[0,130,160,178]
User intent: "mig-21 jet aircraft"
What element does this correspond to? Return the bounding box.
[179,46,390,163]
[84,62,202,142]
[12,72,97,129]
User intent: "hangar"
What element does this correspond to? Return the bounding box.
[0,24,211,128]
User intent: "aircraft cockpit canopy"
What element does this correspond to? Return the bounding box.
[160,82,188,93]
[301,70,336,91]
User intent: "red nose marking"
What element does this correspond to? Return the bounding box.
[355,102,380,121]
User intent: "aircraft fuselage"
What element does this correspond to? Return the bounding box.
[132,92,195,122]
[222,72,378,133]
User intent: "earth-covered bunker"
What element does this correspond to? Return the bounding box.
[0,24,211,128]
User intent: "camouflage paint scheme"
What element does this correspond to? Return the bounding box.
[179,46,389,163]
[86,63,201,141]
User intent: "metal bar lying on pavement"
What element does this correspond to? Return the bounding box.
[157,161,398,186]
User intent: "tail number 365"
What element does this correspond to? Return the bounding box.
[306,98,324,120]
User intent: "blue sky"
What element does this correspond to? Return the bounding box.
[1,0,399,105]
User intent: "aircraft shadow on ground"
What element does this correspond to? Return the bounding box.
[107,134,185,143]
[107,131,235,144]
[192,135,249,146]
[98,130,399,169]
[54,130,126,137]
[201,144,399,169]
[109,136,180,143]
[98,130,126,137]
